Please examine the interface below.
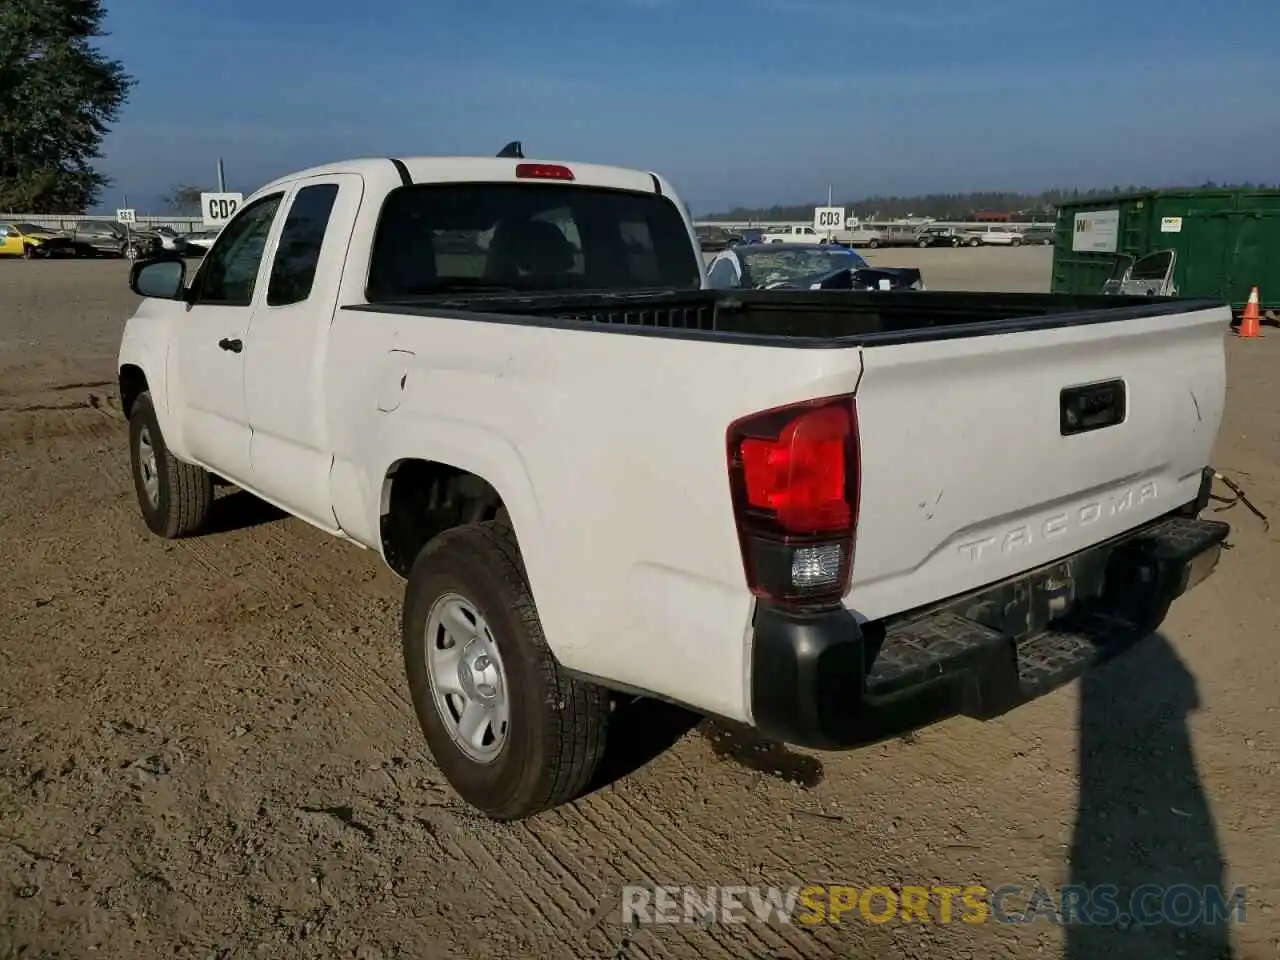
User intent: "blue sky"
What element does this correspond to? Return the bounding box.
[94,0,1279,214]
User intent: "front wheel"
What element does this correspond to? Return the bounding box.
[968,238,981,247]
[1011,238,1023,247]
[867,239,880,249]
[403,522,609,821]
[950,237,961,247]
[918,239,929,248]
[129,391,214,537]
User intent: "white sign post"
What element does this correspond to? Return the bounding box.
[814,206,846,238]
[116,208,137,260]
[201,192,244,228]
[1071,209,1120,253]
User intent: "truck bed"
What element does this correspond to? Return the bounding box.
[347,289,1226,345]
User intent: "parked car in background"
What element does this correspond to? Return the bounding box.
[1019,224,1055,245]
[695,225,742,252]
[1103,249,1178,297]
[705,242,923,291]
[915,225,963,248]
[0,221,76,258]
[183,228,222,255]
[761,224,822,244]
[959,224,1024,247]
[60,220,162,258]
[151,225,203,255]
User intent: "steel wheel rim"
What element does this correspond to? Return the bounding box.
[137,425,160,508]
[424,592,510,764]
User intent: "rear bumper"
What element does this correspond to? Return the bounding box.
[748,490,1228,750]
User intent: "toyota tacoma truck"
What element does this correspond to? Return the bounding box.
[116,150,1231,821]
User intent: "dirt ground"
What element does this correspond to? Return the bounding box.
[2,252,1277,960]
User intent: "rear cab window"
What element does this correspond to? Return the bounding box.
[365,182,702,300]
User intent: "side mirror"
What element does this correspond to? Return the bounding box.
[130,256,187,300]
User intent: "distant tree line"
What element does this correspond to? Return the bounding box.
[704,182,1276,222]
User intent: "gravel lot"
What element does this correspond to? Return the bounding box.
[2,250,1278,959]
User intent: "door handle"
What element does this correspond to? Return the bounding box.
[218,338,243,353]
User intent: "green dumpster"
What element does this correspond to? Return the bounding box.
[1050,188,1280,313]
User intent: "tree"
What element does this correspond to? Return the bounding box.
[0,0,133,213]
[163,183,206,215]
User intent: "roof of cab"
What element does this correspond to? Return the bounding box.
[255,155,666,198]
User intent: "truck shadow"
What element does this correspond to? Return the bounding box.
[204,489,288,534]
[584,699,824,796]
[1065,631,1236,959]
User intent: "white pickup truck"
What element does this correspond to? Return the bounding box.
[761,224,823,244]
[117,150,1231,821]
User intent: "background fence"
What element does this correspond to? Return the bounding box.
[0,214,210,234]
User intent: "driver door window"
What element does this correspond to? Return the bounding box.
[192,194,284,305]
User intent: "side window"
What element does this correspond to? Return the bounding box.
[267,184,339,306]
[193,194,284,306]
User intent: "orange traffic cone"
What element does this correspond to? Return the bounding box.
[1237,287,1261,338]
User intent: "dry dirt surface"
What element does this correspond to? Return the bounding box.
[2,256,1278,960]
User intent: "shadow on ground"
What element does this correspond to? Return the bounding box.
[204,489,288,534]
[1065,631,1237,959]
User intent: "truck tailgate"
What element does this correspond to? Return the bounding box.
[846,304,1227,621]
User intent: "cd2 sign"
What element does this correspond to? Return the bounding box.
[201,192,244,227]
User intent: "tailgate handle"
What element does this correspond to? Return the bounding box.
[1060,380,1126,436]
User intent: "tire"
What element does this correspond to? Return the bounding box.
[128,391,214,538]
[867,239,880,249]
[1011,238,1022,247]
[403,522,609,821]
[950,238,961,247]
[917,239,929,248]
[968,238,981,247]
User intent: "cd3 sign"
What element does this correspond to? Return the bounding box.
[201,192,244,227]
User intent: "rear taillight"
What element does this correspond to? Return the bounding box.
[726,395,860,608]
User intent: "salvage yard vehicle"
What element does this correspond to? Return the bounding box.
[961,224,1024,247]
[117,150,1231,822]
[915,225,963,248]
[1102,249,1178,296]
[695,224,741,252]
[761,224,822,243]
[1019,224,1055,245]
[61,219,162,258]
[0,221,76,258]
[705,242,923,291]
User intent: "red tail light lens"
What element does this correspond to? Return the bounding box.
[515,163,575,181]
[727,395,860,607]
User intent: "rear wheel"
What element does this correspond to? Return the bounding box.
[1011,237,1023,247]
[403,522,609,821]
[867,239,880,249]
[128,391,214,538]
[950,237,961,247]
[917,238,929,248]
